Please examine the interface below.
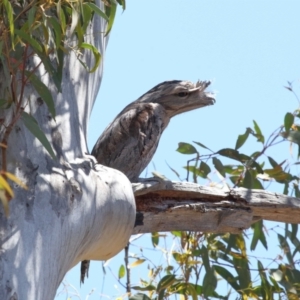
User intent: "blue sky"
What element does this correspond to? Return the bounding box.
[56,1,300,298]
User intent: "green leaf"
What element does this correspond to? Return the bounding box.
[0,99,9,108]
[291,224,298,242]
[253,177,264,189]
[172,252,183,263]
[253,120,265,143]
[235,128,251,150]
[202,267,217,297]
[242,169,253,189]
[3,0,14,47]
[70,6,80,36]
[293,183,300,198]
[229,176,240,186]
[218,148,263,174]
[193,141,213,152]
[283,183,289,195]
[15,29,42,53]
[151,232,159,247]
[80,43,101,73]
[157,275,176,291]
[176,142,198,154]
[264,166,292,182]
[251,220,267,251]
[57,1,66,34]
[171,231,181,237]
[24,71,56,119]
[55,48,64,93]
[278,234,294,268]
[48,17,62,50]
[281,131,300,145]
[215,265,240,291]
[0,188,10,216]
[0,174,14,197]
[86,3,109,21]
[27,6,37,29]
[268,156,278,168]
[81,3,93,32]
[258,260,273,300]
[233,256,251,290]
[129,293,151,300]
[199,161,211,178]
[181,283,198,300]
[212,157,225,177]
[284,112,294,132]
[21,112,56,160]
[116,0,126,10]
[201,245,211,272]
[269,275,283,292]
[105,1,117,36]
[218,148,241,160]
[118,264,125,279]
[129,259,145,268]
[132,285,156,291]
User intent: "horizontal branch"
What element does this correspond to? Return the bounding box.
[132,179,300,234]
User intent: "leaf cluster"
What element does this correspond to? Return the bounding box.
[176,107,300,195]
[112,84,300,300]
[0,0,124,211]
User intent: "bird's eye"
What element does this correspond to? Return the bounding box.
[178,92,188,97]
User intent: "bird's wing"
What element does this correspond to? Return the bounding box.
[92,103,168,181]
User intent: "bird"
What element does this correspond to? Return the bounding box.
[80,79,215,283]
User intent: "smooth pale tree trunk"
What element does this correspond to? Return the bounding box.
[0,2,136,299]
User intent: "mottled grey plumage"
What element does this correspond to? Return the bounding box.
[92,80,215,181]
[80,79,215,283]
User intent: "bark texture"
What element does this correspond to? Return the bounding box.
[133,179,300,234]
[0,2,136,299]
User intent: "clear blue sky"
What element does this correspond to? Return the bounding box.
[56,1,300,298]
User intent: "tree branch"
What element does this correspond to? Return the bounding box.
[132,179,300,234]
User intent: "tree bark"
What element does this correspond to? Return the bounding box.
[133,179,300,234]
[0,2,136,299]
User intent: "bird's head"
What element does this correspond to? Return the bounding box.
[137,80,215,118]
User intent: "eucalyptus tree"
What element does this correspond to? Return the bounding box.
[0,1,135,299]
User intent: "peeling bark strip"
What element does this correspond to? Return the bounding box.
[132,179,300,234]
[80,80,215,283]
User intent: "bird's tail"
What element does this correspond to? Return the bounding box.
[80,260,90,284]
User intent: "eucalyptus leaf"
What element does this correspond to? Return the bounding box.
[129,293,151,300]
[118,264,125,279]
[151,232,159,247]
[199,161,211,178]
[105,1,117,36]
[21,112,56,160]
[15,29,42,53]
[177,142,198,154]
[24,71,56,119]
[213,157,225,176]
[202,267,217,297]
[157,274,176,291]
[253,120,265,143]
[48,17,62,50]
[284,112,294,132]
[86,3,109,21]
[215,265,240,291]
[235,127,251,150]
[80,43,101,73]
[193,141,213,152]
[3,0,14,47]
